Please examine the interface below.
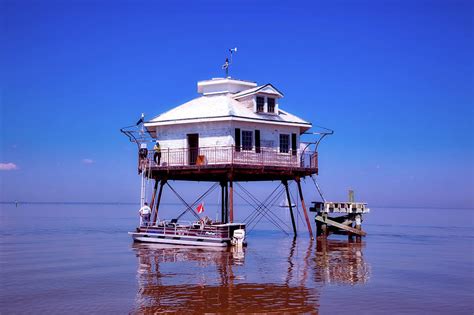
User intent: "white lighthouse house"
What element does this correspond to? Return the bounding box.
[123,73,322,245]
[144,77,313,169]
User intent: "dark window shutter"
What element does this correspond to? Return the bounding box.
[292,133,297,156]
[235,128,241,152]
[255,130,261,153]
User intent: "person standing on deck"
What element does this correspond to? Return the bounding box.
[153,140,161,165]
[139,202,151,226]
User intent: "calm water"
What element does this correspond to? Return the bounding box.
[1,204,473,314]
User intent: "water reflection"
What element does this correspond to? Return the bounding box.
[314,239,371,285]
[131,238,370,313]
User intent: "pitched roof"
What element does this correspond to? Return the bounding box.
[145,94,311,131]
[232,84,284,99]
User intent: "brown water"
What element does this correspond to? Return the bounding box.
[1,204,473,314]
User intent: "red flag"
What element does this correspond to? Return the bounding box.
[196,203,204,214]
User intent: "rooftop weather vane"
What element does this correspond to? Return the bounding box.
[222,47,237,78]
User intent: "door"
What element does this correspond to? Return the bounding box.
[187,134,199,165]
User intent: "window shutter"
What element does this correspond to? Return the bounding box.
[235,128,241,152]
[255,130,261,153]
[292,133,297,156]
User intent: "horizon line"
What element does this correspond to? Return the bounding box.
[1,201,473,210]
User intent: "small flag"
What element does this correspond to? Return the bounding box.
[196,203,205,214]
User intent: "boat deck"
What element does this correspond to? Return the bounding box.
[130,222,246,247]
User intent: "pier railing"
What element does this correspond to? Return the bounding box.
[140,145,317,170]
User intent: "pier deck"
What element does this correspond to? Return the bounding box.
[310,201,369,214]
[311,201,370,238]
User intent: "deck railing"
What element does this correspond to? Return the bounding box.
[140,145,317,170]
[140,221,231,238]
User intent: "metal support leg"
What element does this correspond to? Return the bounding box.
[149,179,159,211]
[229,180,234,223]
[221,182,225,224]
[283,180,297,237]
[296,177,314,240]
[152,179,166,224]
[224,182,229,224]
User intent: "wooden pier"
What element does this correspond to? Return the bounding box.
[310,201,370,238]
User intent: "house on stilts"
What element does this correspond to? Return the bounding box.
[122,70,368,246]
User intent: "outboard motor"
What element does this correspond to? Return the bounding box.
[231,229,245,247]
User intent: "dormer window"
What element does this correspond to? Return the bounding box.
[256,96,265,112]
[255,96,277,114]
[234,84,282,114]
[267,98,275,113]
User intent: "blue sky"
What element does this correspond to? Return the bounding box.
[1,0,473,208]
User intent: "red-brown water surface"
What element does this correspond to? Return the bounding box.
[1,204,473,314]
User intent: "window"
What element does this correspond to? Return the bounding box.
[267,98,275,113]
[279,134,289,153]
[242,131,253,151]
[256,96,264,112]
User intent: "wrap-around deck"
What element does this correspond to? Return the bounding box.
[140,145,318,181]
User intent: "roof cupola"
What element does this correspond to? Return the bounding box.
[197,78,257,96]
